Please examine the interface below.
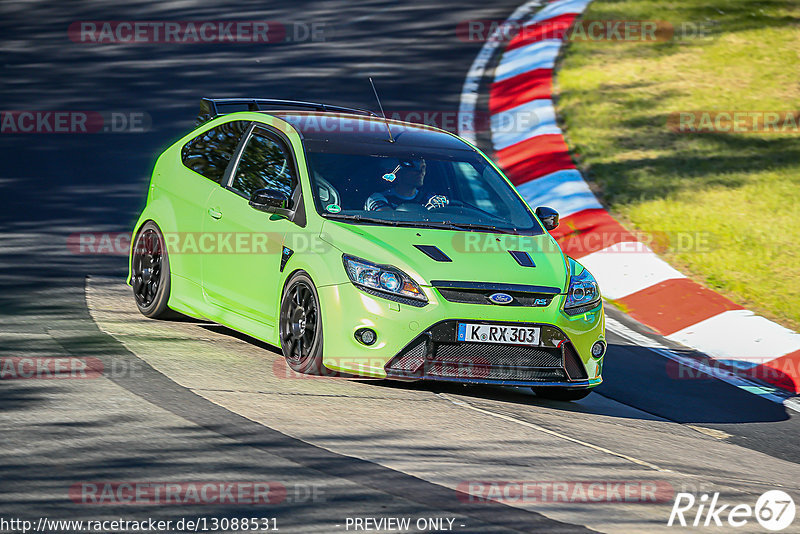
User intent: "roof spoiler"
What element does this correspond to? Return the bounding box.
[197,98,377,125]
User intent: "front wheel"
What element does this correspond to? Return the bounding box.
[532,387,593,401]
[279,272,324,375]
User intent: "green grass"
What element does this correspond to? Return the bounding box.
[555,0,800,330]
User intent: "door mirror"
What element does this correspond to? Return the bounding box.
[249,188,289,213]
[535,206,559,231]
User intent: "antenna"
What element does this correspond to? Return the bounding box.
[369,77,395,143]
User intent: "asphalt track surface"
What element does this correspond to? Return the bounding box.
[1,1,799,532]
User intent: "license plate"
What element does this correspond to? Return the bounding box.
[457,323,540,346]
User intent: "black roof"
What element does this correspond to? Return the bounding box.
[196,98,472,152]
[271,111,471,151]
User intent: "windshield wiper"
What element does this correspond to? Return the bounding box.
[322,213,404,227]
[322,214,522,234]
[443,223,520,234]
[323,214,460,230]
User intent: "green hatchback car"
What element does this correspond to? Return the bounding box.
[129,98,605,400]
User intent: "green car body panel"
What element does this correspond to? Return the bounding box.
[129,106,605,388]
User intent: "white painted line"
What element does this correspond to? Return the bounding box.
[458,0,545,144]
[666,310,800,363]
[605,316,796,408]
[495,39,562,83]
[491,99,562,150]
[531,0,592,23]
[437,392,673,472]
[516,169,603,217]
[579,244,686,299]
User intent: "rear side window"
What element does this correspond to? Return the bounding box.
[181,120,249,183]
[230,129,296,204]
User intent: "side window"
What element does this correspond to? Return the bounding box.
[231,130,296,204]
[181,120,249,183]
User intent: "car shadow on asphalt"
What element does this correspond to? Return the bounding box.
[180,317,793,426]
[598,342,790,425]
[355,377,673,421]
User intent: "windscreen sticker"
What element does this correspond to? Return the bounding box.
[326,204,341,213]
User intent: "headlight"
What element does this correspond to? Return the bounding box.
[342,255,427,303]
[564,259,601,315]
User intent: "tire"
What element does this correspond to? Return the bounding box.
[130,221,173,319]
[532,387,593,401]
[279,272,324,375]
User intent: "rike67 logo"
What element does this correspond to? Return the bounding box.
[668,490,795,531]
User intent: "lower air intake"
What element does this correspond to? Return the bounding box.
[384,321,584,384]
[563,343,588,380]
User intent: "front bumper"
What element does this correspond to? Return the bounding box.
[383,320,598,387]
[317,282,605,387]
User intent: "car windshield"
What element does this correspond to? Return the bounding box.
[304,140,543,235]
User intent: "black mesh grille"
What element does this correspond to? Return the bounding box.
[436,288,554,307]
[392,341,426,371]
[564,343,588,380]
[431,343,562,368]
[425,362,567,382]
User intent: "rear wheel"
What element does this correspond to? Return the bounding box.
[532,387,593,401]
[279,272,324,375]
[131,221,173,319]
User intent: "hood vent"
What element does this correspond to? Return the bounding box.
[414,245,452,262]
[509,250,535,267]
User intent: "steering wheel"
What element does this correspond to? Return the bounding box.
[395,202,428,213]
[440,199,506,221]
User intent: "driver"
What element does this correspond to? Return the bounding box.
[365,159,449,211]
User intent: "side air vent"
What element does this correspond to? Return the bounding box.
[509,250,535,267]
[414,245,452,262]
